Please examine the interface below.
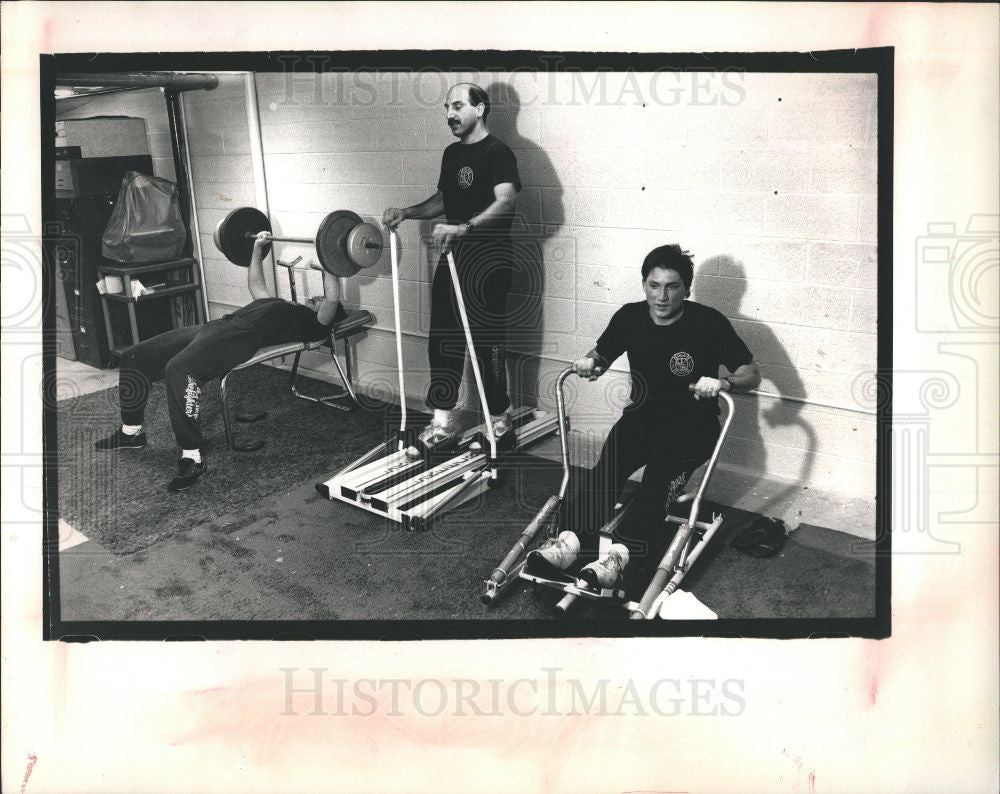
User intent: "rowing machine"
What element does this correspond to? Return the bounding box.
[482,366,735,618]
[316,234,559,530]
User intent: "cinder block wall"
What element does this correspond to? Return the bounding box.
[56,88,178,180]
[187,70,878,495]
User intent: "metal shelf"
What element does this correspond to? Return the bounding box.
[98,257,198,277]
[103,283,200,303]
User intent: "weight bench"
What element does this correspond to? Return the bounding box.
[219,308,374,452]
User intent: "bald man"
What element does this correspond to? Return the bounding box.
[383,82,521,454]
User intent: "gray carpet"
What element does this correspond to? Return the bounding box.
[57,364,409,554]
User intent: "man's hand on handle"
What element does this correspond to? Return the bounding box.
[382,207,407,232]
[689,376,730,400]
[573,356,603,381]
[431,223,468,255]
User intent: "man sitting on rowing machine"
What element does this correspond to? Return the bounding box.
[526,243,760,591]
[94,232,347,492]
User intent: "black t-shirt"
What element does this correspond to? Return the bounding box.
[223,298,345,345]
[595,300,753,417]
[437,134,521,232]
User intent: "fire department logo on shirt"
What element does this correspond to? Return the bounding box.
[669,351,694,376]
[457,166,474,189]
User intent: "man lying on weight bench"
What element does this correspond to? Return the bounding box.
[95,232,347,492]
[526,243,760,591]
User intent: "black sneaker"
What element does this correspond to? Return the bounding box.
[95,428,147,451]
[167,456,207,492]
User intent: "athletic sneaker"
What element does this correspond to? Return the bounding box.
[167,456,207,493]
[491,412,516,453]
[525,531,580,575]
[94,428,147,451]
[417,422,459,452]
[576,543,630,590]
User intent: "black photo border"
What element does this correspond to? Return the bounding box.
[40,48,893,642]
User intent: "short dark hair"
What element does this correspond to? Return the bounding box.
[641,244,695,291]
[463,83,491,119]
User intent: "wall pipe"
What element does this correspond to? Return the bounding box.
[56,73,219,92]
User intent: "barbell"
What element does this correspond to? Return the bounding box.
[213,206,384,277]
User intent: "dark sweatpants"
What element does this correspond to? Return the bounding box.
[426,246,512,416]
[117,318,262,450]
[563,408,720,570]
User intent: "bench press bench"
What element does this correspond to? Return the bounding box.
[218,254,375,451]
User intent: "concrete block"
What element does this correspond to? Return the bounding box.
[263,151,403,185]
[858,194,878,242]
[514,187,542,225]
[685,192,767,236]
[486,110,543,148]
[608,188,688,231]
[401,151,441,186]
[730,318,800,367]
[766,193,859,241]
[607,272,648,306]
[686,103,768,145]
[743,281,853,330]
[520,147,573,187]
[574,189,611,226]
[184,97,250,132]
[715,148,811,193]
[797,327,877,374]
[642,146,722,191]
[688,274,746,318]
[152,158,177,182]
[147,131,180,159]
[535,295,577,334]
[259,119,374,154]
[574,300,618,339]
[796,368,878,413]
[267,182,381,215]
[576,264,613,303]
[222,126,252,156]
[765,73,875,145]
[194,182,257,210]
[713,239,808,282]
[190,155,253,183]
[849,288,878,334]
[540,186,573,225]
[195,207,231,237]
[377,116,426,151]
[540,229,576,267]
[511,256,574,301]
[806,242,877,287]
[810,146,878,193]
[574,149,642,189]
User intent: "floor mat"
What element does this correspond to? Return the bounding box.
[56,364,411,555]
[59,448,877,622]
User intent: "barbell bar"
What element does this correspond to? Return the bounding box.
[213,206,384,277]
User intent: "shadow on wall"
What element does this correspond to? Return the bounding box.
[697,254,817,506]
[484,81,563,409]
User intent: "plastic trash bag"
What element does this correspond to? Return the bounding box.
[101,171,186,263]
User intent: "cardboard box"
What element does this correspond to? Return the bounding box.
[54,117,149,158]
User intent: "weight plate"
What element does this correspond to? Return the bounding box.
[346,222,385,270]
[214,207,271,267]
[315,209,363,277]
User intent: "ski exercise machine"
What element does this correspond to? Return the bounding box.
[482,366,736,618]
[316,232,558,530]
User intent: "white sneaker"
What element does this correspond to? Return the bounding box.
[526,531,580,572]
[491,411,516,452]
[576,543,630,590]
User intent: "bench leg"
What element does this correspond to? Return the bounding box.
[288,340,357,412]
[220,370,265,453]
